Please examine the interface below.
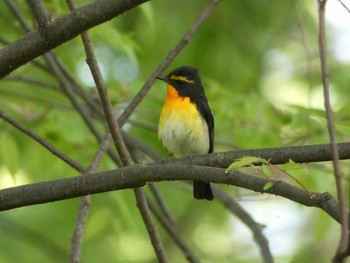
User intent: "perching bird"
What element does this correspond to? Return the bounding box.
[157,66,214,200]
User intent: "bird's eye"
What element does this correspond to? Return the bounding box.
[177,80,184,85]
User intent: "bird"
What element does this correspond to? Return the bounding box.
[157,66,214,201]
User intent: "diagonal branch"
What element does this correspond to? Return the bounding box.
[0,0,149,78]
[117,0,221,127]
[70,132,111,263]
[73,3,168,260]
[0,109,84,171]
[213,187,273,263]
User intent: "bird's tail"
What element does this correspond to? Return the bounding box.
[193,181,213,201]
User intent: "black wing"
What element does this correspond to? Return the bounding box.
[194,95,214,153]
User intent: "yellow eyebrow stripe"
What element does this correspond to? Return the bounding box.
[168,75,194,83]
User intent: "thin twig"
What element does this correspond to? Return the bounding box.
[129,141,177,228]
[148,185,177,226]
[317,1,349,261]
[45,51,124,165]
[66,0,169,260]
[147,198,201,263]
[338,0,350,14]
[3,75,60,91]
[0,0,149,78]
[213,186,274,263]
[27,0,53,31]
[70,132,111,263]
[43,53,110,157]
[50,54,105,119]
[117,0,221,127]
[5,0,32,32]
[0,109,84,171]
[80,31,170,263]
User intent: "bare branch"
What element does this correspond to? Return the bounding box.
[163,142,350,168]
[72,2,168,259]
[148,184,177,226]
[0,164,345,225]
[0,109,84,171]
[317,1,349,261]
[5,0,32,32]
[70,133,111,263]
[27,0,53,36]
[0,0,149,78]
[147,197,201,263]
[213,186,273,263]
[117,0,221,127]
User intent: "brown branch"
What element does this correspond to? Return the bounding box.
[27,0,53,33]
[70,132,111,263]
[0,109,84,171]
[317,1,349,261]
[162,142,350,167]
[72,3,168,259]
[3,75,60,91]
[0,164,345,224]
[213,186,273,263]
[0,0,149,78]
[79,31,129,166]
[5,0,32,32]
[43,53,108,153]
[148,184,177,226]
[147,197,201,263]
[117,0,221,127]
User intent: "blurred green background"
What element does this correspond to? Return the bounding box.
[0,0,349,262]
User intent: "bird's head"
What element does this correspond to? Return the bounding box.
[156,66,205,99]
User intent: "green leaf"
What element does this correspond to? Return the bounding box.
[225,156,267,173]
[263,182,274,190]
[281,159,303,171]
[0,133,19,176]
[261,163,272,177]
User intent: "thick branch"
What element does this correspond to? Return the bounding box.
[0,0,148,78]
[0,164,344,225]
[164,142,350,167]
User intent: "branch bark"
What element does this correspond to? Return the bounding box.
[162,142,350,168]
[317,1,349,261]
[0,0,148,78]
[0,164,345,225]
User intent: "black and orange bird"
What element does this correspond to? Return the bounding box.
[157,66,214,200]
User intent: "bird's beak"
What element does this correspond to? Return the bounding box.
[156,75,168,83]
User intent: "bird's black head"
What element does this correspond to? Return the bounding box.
[156,66,205,98]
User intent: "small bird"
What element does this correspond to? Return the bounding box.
[157,66,214,200]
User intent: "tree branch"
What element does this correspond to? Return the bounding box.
[0,164,345,224]
[70,132,111,263]
[27,0,53,36]
[73,3,168,260]
[0,0,149,78]
[5,0,32,32]
[317,1,349,261]
[213,187,273,263]
[117,0,221,127]
[162,142,350,167]
[0,108,84,171]
[147,197,201,263]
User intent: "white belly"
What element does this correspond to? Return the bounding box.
[158,110,209,158]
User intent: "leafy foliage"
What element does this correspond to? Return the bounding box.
[0,0,349,262]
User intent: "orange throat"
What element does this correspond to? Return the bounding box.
[164,84,192,109]
[166,84,181,100]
